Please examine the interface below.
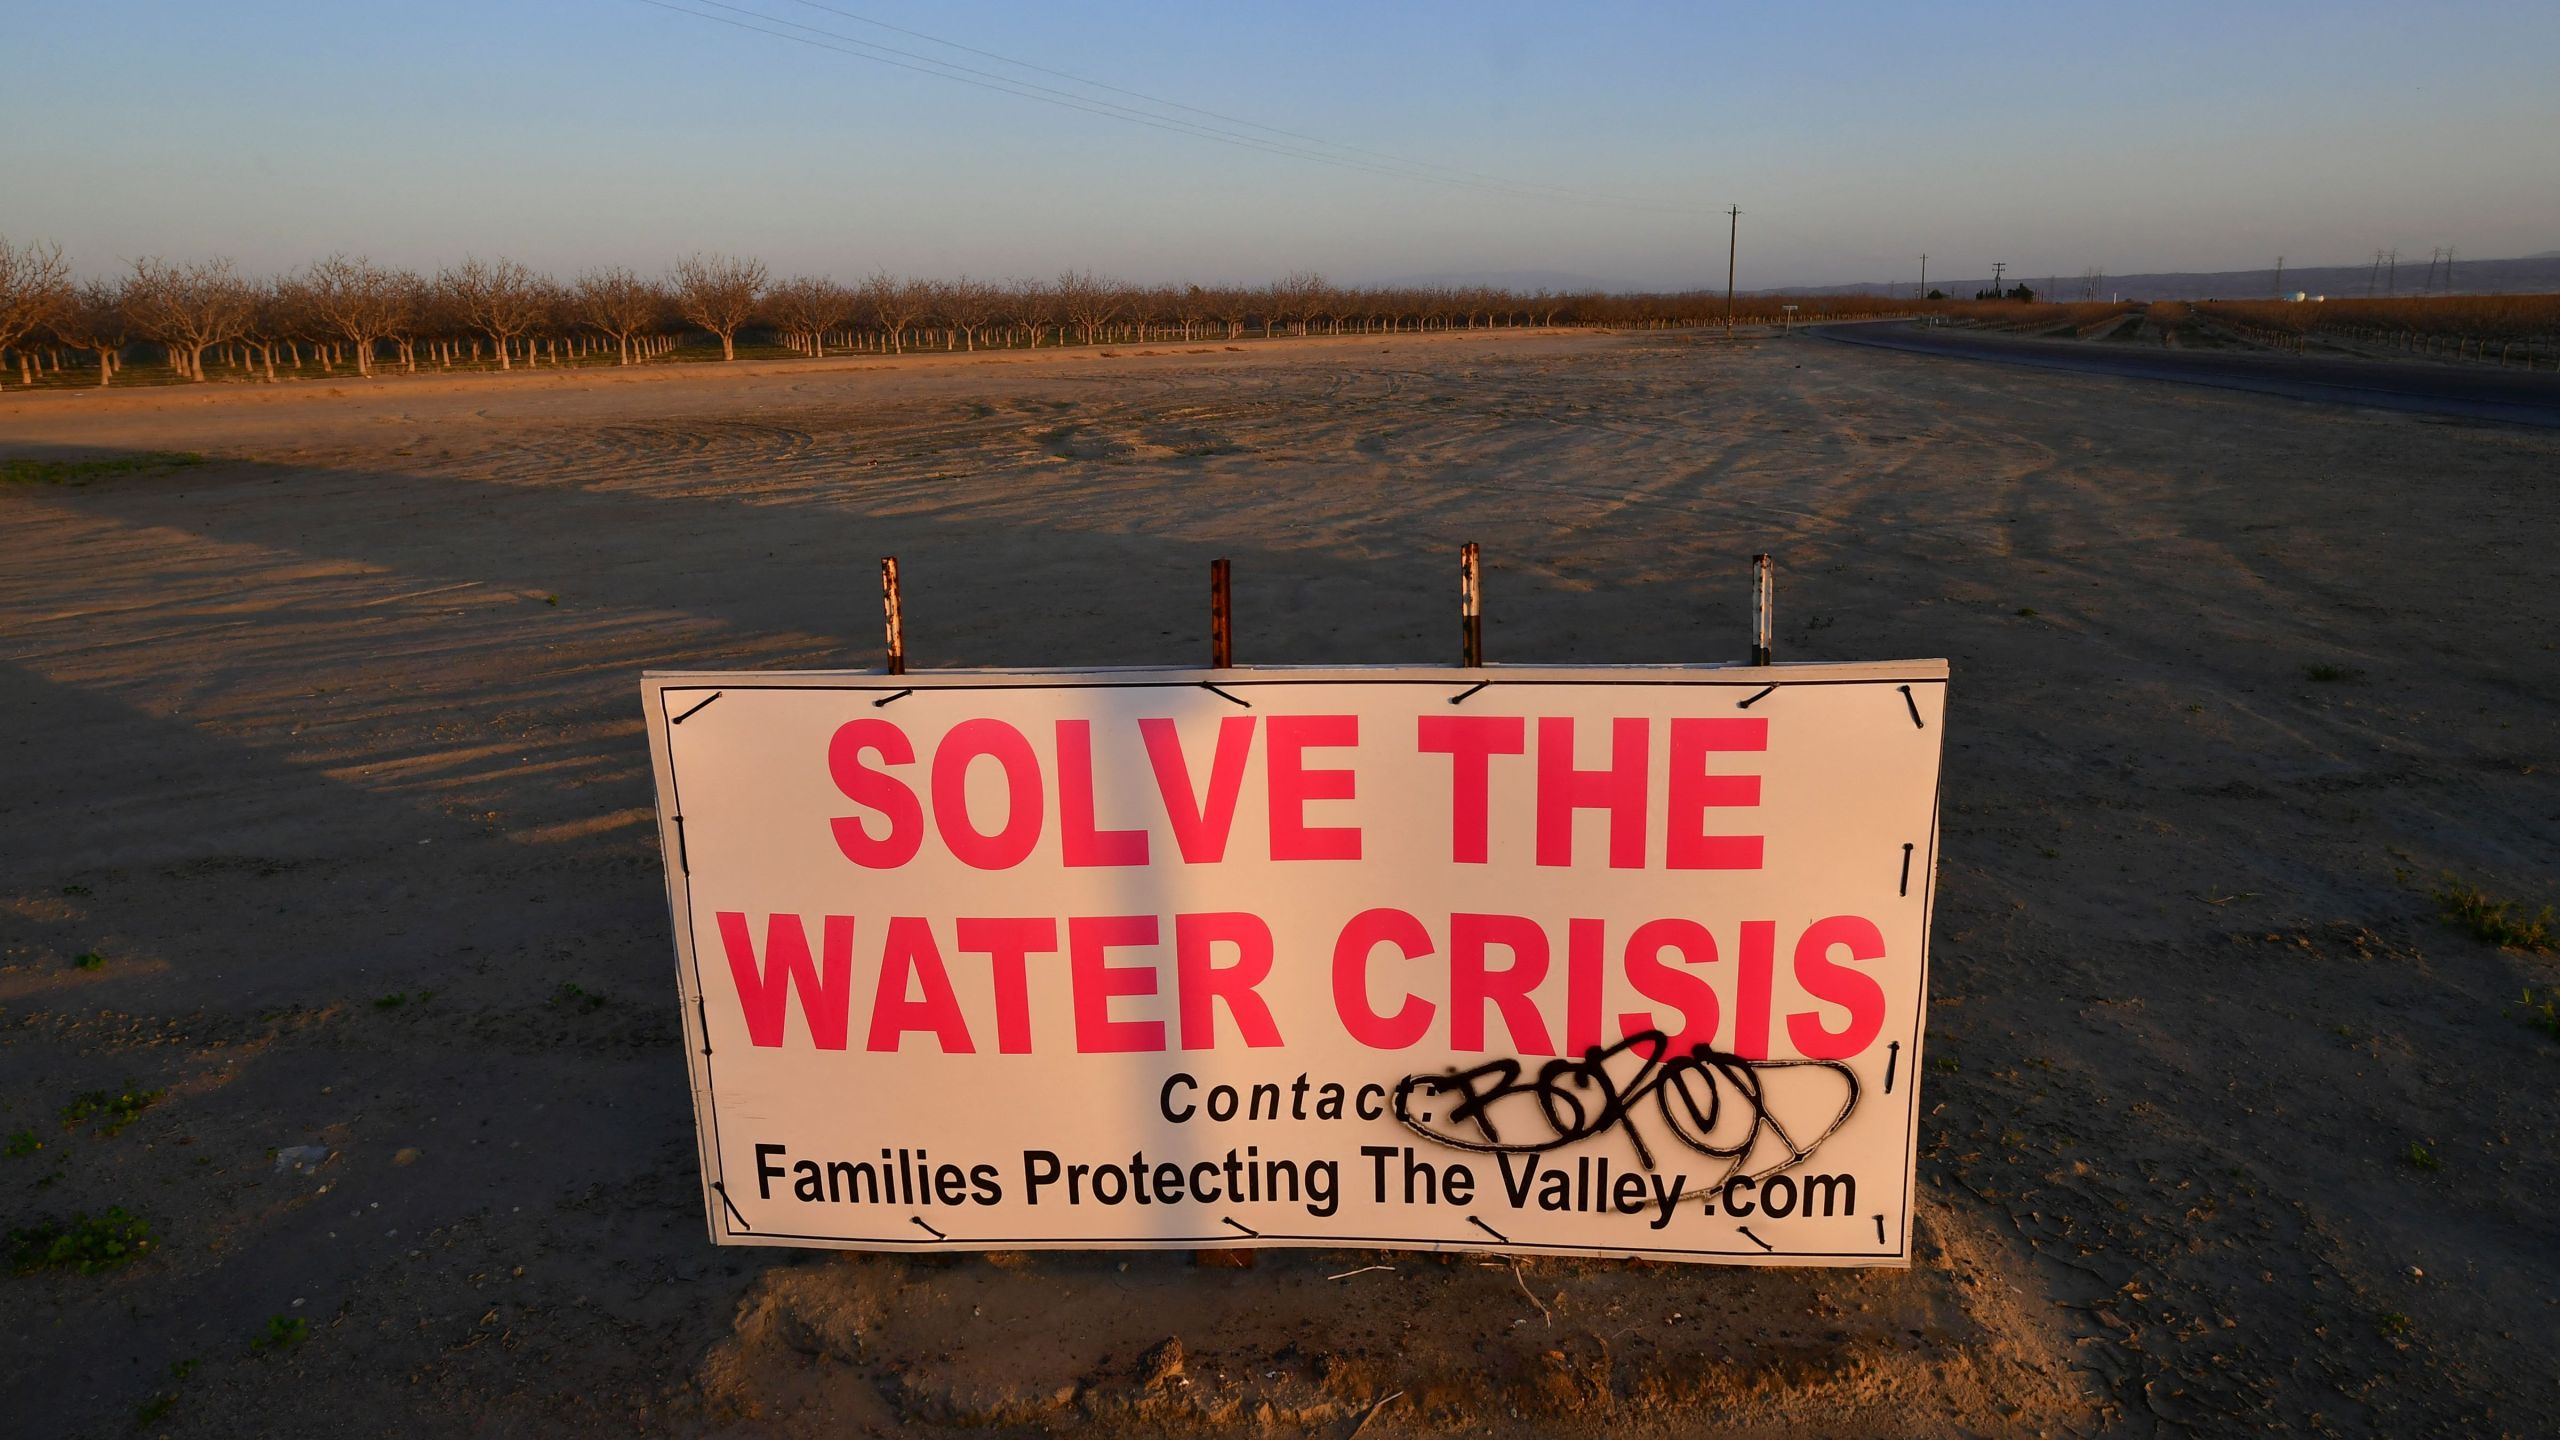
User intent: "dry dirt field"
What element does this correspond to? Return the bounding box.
[3,327,2556,1438]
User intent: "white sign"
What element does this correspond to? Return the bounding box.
[643,662,1946,1266]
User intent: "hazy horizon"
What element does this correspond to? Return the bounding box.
[8,1,2558,292]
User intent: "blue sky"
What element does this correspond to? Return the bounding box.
[7,1,2556,289]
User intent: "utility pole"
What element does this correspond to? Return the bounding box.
[1991,261,2007,297]
[1724,205,1741,339]
[2385,248,2397,294]
[1919,253,1927,300]
[2272,255,2284,297]
[2423,247,2442,294]
[2368,249,2383,297]
[2443,246,2458,293]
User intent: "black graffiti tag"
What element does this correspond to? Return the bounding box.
[1393,1031,1860,1197]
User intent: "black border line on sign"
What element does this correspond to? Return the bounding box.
[653,673,1945,1262]
[717,1229,1893,1258]
[657,688,736,1239]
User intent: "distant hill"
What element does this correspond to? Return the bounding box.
[1757,253,2560,301]
[1379,268,1626,293]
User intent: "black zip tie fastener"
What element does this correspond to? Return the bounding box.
[1466,1215,1509,1244]
[671,691,722,724]
[696,995,713,1056]
[673,815,690,875]
[1221,1216,1261,1238]
[1737,683,1776,709]
[1201,683,1251,708]
[910,1216,947,1240]
[712,1183,751,1232]
[872,688,913,708]
[1899,842,1914,896]
[1897,685,1925,728]
[1736,1225,1774,1252]
[1448,680,1491,706]
[1885,1040,1902,1094]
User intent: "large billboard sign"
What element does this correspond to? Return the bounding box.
[642,662,1946,1265]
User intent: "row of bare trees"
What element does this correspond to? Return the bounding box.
[0,236,1922,389]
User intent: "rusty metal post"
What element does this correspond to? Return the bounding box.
[881,555,906,675]
[1752,553,1773,666]
[1460,542,1483,668]
[1210,557,1232,669]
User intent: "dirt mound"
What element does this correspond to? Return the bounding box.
[696,1203,2087,1437]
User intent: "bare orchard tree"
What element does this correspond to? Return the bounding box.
[0,235,72,389]
[382,269,435,373]
[48,280,128,387]
[575,267,661,365]
[300,254,409,378]
[860,272,934,355]
[442,256,546,369]
[1006,279,1056,349]
[1208,285,1253,340]
[939,276,1001,352]
[670,252,767,361]
[1172,284,1218,343]
[1268,270,1326,337]
[764,275,855,357]
[124,257,256,381]
[271,275,336,372]
[235,280,291,382]
[1054,269,1123,346]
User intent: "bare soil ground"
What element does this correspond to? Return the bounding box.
[3,328,2555,1437]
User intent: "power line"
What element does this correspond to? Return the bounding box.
[629,0,1707,216]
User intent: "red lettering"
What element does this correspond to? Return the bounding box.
[1332,908,1435,1049]
[1069,914,1162,1052]
[1055,720,1148,867]
[716,911,853,1050]
[930,719,1044,870]
[1175,911,1282,1049]
[1667,717,1766,869]
[1733,918,1777,1059]
[1787,915,1887,1058]
[1416,714,1524,863]
[1267,714,1361,861]
[1535,717,1648,868]
[1565,916,1605,1056]
[1138,715,1254,863]
[954,917,1057,1055]
[1450,912,1554,1055]
[826,720,920,868]
[1619,918,1720,1057]
[866,916,973,1053]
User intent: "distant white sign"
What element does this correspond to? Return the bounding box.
[642,662,1946,1266]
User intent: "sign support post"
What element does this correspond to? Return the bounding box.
[881,555,906,676]
[1753,553,1774,665]
[1210,557,1233,669]
[1460,542,1482,667]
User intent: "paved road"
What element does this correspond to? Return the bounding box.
[1818,320,2560,428]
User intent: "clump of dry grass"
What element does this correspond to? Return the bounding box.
[2433,876,2555,953]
